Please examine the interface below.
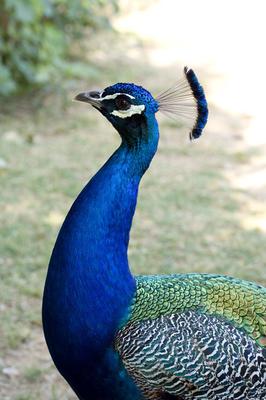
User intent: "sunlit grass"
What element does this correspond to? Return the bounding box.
[1,23,266,400]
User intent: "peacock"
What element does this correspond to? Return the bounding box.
[42,67,266,400]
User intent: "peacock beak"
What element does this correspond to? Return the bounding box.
[75,90,102,109]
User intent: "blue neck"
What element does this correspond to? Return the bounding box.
[43,114,159,399]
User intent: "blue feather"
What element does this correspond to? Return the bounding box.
[42,74,210,399]
[156,66,208,140]
[43,100,159,399]
[184,67,209,139]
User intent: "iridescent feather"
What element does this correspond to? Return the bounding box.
[116,274,266,399]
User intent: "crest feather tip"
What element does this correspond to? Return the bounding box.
[157,66,208,139]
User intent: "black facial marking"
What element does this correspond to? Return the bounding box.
[117,113,148,149]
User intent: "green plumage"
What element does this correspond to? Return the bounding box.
[127,274,266,346]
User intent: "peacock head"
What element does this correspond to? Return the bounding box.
[75,67,208,144]
[75,83,159,147]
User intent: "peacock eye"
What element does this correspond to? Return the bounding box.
[115,96,131,111]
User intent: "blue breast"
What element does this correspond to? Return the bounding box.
[42,111,159,399]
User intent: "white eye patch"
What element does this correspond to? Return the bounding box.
[111,104,145,119]
[101,92,135,100]
[100,91,145,118]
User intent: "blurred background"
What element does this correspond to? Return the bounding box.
[0,0,266,398]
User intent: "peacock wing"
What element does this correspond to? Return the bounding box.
[130,274,266,346]
[116,310,266,399]
[115,274,266,399]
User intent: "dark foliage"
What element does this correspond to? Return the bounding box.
[0,0,118,95]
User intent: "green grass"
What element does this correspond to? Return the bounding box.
[24,366,43,383]
[1,70,266,399]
